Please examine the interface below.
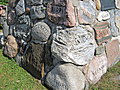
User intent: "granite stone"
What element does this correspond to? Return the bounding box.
[51,26,96,65]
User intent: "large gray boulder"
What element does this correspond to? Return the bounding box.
[51,25,96,65]
[45,63,87,90]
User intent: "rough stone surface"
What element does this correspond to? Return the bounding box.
[24,43,45,75]
[51,26,96,65]
[15,0,25,16]
[7,9,16,25]
[26,0,43,6]
[47,0,76,27]
[77,0,97,25]
[45,63,86,90]
[84,54,108,84]
[31,22,51,43]
[4,35,18,58]
[17,15,31,26]
[115,10,120,32]
[100,0,116,11]
[30,5,45,20]
[94,21,112,45]
[95,0,101,10]
[105,39,120,67]
[97,11,110,21]
[108,9,119,37]
[14,24,30,41]
[115,0,120,9]
[95,45,105,55]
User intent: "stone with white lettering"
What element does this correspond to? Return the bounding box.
[77,0,97,25]
[51,26,96,65]
[7,9,16,25]
[30,5,45,20]
[26,0,43,5]
[108,9,119,37]
[93,21,112,45]
[84,54,108,84]
[47,0,76,27]
[97,11,110,21]
[3,35,18,58]
[32,22,51,43]
[15,0,25,16]
[105,39,120,67]
[45,63,86,90]
[115,0,120,9]
[115,10,120,32]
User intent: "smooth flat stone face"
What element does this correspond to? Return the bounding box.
[45,63,86,90]
[100,0,116,11]
[31,22,51,43]
[105,39,120,67]
[51,26,96,65]
[93,21,112,45]
[84,54,108,84]
[47,0,76,27]
[24,43,45,78]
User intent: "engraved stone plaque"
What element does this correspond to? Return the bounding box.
[45,63,86,90]
[84,54,108,84]
[100,0,116,11]
[105,39,120,67]
[32,22,51,42]
[51,26,96,65]
[94,21,112,45]
[47,0,76,27]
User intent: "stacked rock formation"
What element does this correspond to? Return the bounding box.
[2,0,120,89]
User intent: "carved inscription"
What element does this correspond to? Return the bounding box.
[84,54,108,84]
[47,0,76,27]
[94,21,112,45]
[32,22,51,42]
[52,26,96,65]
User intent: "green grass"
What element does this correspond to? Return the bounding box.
[0,48,120,90]
[90,61,120,90]
[0,49,47,90]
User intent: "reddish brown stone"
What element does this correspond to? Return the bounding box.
[94,21,112,45]
[47,0,76,27]
[105,39,120,67]
[84,54,108,84]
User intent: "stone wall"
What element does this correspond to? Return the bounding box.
[2,0,120,89]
